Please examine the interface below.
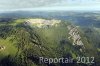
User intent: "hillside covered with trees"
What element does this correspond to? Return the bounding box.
[0,17,99,66]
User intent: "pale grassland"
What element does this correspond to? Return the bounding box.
[26,18,61,28]
[10,19,27,26]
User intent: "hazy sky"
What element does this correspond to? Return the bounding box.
[0,0,100,11]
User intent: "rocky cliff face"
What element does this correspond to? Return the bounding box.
[67,25,85,51]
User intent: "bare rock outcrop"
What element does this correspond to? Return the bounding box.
[0,46,5,51]
[67,25,85,51]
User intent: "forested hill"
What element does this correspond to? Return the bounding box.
[0,18,100,66]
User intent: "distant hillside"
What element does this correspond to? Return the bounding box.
[1,11,100,27]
